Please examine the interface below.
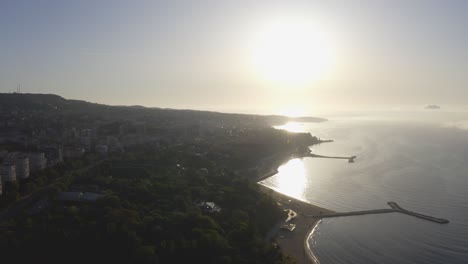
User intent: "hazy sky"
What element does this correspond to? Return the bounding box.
[1,0,467,114]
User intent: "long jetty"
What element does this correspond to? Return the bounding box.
[387,202,449,224]
[306,153,357,163]
[310,209,395,218]
[307,202,449,224]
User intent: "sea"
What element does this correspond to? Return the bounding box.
[260,110,468,264]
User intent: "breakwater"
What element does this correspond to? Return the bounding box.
[307,202,449,224]
[388,202,449,224]
[306,153,357,163]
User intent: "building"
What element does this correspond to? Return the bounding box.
[196,201,221,213]
[41,146,63,166]
[81,128,97,138]
[62,127,79,141]
[106,136,123,152]
[0,164,16,183]
[280,223,296,232]
[0,150,7,160]
[5,153,30,179]
[95,144,108,156]
[80,136,92,151]
[64,147,85,159]
[28,152,47,172]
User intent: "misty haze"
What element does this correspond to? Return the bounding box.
[1,1,467,264]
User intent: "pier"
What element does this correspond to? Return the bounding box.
[307,202,449,224]
[317,139,334,144]
[306,153,357,163]
[310,209,395,218]
[387,202,449,224]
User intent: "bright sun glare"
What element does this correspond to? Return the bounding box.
[275,159,307,199]
[251,18,335,86]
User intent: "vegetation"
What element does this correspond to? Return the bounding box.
[0,93,324,263]
[0,143,297,264]
[0,155,94,209]
[0,93,326,128]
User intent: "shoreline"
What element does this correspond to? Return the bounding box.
[304,219,322,264]
[255,139,335,182]
[258,184,334,264]
[256,168,279,182]
[255,139,337,263]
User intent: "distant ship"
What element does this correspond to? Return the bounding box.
[425,104,441,110]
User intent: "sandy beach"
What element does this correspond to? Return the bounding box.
[259,185,335,264]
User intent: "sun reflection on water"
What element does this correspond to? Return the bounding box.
[275,122,306,133]
[274,158,308,200]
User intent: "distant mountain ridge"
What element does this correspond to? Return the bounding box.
[0,93,326,126]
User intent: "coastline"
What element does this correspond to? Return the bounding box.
[259,184,334,264]
[255,139,334,182]
[304,219,324,264]
[255,139,336,263]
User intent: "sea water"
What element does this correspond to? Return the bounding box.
[261,111,468,263]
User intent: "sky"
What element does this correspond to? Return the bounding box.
[1,0,468,115]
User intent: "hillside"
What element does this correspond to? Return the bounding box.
[0,93,326,126]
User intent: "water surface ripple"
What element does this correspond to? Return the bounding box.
[262,114,468,263]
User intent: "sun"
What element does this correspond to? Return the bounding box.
[250,18,335,86]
